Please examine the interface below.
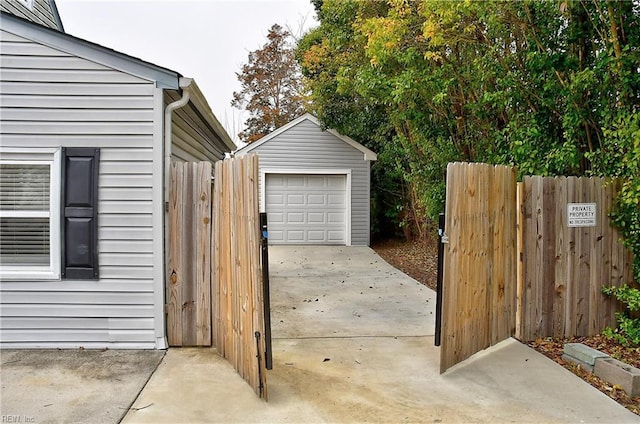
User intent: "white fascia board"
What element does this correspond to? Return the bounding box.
[234,113,377,161]
[48,0,65,32]
[183,79,236,152]
[0,12,179,89]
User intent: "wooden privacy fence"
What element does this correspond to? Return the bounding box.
[167,161,212,347]
[441,162,517,373]
[166,156,267,399]
[517,176,633,341]
[440,163,635,373]
[211,154,267,399]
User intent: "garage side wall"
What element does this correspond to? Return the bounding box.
[0,29,160,348]
[248,119,371,246]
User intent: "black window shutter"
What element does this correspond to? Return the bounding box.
[61,147,100,280]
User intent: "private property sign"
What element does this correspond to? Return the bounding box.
[567,203,597,227]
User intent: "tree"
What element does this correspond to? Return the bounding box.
[299,0,640,266]
[232,24,309,143]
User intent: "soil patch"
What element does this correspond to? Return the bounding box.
[371,237,640,416]
[372,237,438,291]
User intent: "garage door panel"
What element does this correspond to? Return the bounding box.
[287,194,305,205]
[328,194,345,205]
[307,194,325,205]
[328,176,345,187]
[307,176,326,187]
[268,230,284,242]
[286,230,305,242]
[268,175,286,187]
[328,231,345,242]
[307,231,327,241]
[266,174,347,245]
[266,194,284,205]
[307,212,325,224]
[328,212,345,223]
[268,212,285,224]
[286,176,305,187]
[286,212,304,223]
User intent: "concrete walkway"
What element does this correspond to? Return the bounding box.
[123,246,639,423]
[0,349,164,423]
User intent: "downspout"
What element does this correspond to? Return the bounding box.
[161,77,192,349]
[164,77,193,200]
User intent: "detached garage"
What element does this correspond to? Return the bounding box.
[235,114,377,246]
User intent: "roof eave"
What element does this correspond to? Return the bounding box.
[48,0,64,32]
[184,79,237,152]
[0,11,180,89]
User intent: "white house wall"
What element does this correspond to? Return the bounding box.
[249,119,371,246]
[0,29,160,348]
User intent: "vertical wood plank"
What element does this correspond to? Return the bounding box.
[167,162,183,346]
[182,163,196,346]
[576,178,591,336]
[196,162,212,346]
[565,176,578,337]
[474,164,490,354]
[553,177,567,338]
[504,166,517,340]
[588,177,603,335]
[212,161,222,350]
[541,177,555,337]
[515,181,525,340]
[440,162,460,373]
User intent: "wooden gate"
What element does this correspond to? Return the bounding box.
[211,155,267,399]
[166,156,268,399]
[440,162,517,373]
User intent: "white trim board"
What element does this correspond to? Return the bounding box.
[260,168,352,247]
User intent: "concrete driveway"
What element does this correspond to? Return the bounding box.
[124,246,638,423]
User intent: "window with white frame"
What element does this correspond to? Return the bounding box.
[0,149,61,279]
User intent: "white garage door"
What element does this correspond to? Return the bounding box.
[265,174,346,244]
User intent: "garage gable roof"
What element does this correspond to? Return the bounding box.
[235,113,377,161]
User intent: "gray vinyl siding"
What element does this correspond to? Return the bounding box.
[0,0,62,31]
[165,91,227,162]
[247,119,371,246]
[0,29,159,348]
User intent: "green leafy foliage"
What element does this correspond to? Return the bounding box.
[602,284,640,347]
[298,0,640,251]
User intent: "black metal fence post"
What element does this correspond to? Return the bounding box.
[435,213,445,347]
[260,212,273,370]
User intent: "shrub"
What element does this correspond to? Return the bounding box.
[602,284,640,347]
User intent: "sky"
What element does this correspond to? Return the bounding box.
[54,0,318,143]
